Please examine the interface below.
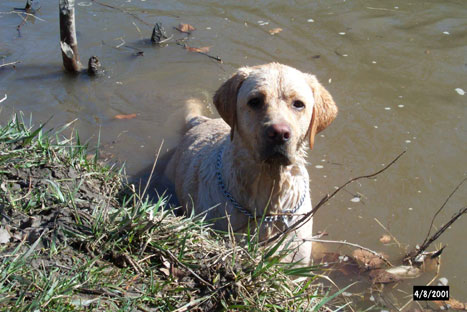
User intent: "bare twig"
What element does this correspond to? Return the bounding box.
[374,217,402,248]
[0,61,20,68]
[0,94,7,104]
[406,206,467,263]
[261,151,406,246]
[162,248,214,289]
[141,140,163,200]
[421,177,466,248]
[176,42,223,63]
[307,238,393,267]
[0,10,47,22]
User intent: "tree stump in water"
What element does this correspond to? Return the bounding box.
[59,0,81,73]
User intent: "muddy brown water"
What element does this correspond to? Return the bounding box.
[1,0,466,309]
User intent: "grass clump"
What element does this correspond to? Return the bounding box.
[0,114,347,311]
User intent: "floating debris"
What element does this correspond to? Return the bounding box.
[384,107,391,110]
[443,31,450,35]
[176,23,196,33]
[338,32,346,35]
[307,18,314,22]
[405,140,411,143]
[77,2,92,6]
[268,28,283,35]
[315,165,324,169]
[438,277,448,286]
[379,235,391,244]
[398,104,404,108]
[455,88,465,95]
[350,196,361,203]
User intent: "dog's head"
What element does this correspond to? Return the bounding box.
[213,63,337,166]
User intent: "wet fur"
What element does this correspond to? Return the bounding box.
[165,63,337,264]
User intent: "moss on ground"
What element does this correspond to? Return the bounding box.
[0,114,347,311]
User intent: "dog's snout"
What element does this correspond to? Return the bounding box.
[266,124,291,144]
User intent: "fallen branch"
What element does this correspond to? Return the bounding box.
[176,41,223,63]
[261,151,406,246]
[405,206,467,263]
[307,238,393,266]
[0,61,20,68]
[421,177,466,249]
[0,94,6,103]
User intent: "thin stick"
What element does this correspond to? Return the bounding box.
[163,249,214,289]
[261,151,406,246]
[0,61,20,68]
[0,94,7,104]
[421,177,466,248]
[374,217,402,248]
[308,238,393,267]
[141,140,163,200]
[407,206,467,262]
[176,42,223,63]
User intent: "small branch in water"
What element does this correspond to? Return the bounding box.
[307,238,393,267]
[405,206,467,263]
[421,177,466,248]
[0,61,20,68]
[374,217,402,248]
[0,94,7,103]
[261,151,406,246]
[176,41,223,63]
[404,177,467,263]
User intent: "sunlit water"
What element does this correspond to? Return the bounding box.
[1,0,466,309]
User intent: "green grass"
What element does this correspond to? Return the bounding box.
[0,113,349,311]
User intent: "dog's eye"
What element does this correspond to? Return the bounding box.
[247,97,263,109]
[292,100,305,110]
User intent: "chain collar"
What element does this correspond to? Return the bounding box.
[215,147,308,224]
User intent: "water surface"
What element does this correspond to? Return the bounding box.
[1,0,466,309]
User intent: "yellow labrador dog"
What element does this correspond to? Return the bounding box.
[166,63,337,264]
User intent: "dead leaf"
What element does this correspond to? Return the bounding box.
[268,27,283,35]
[369,269,401,284]
[352,249,385,270]
[434,298,467,311]
[385,265,421,279]
[114,114,137,120]
[185,46,211,53]
[176,23,196,33]
[160,267,170,276]
[379,234,391,244]
[0,227,11,244]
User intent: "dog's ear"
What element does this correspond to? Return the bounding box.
[306,74,338,149]
[213,68,251,140]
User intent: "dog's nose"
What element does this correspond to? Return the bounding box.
[266,124,291,144]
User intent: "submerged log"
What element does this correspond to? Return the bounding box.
[59,0,81,73]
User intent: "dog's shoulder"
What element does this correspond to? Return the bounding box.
[184,117,230,144]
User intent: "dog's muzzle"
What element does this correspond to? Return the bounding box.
[262,123,292,166]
